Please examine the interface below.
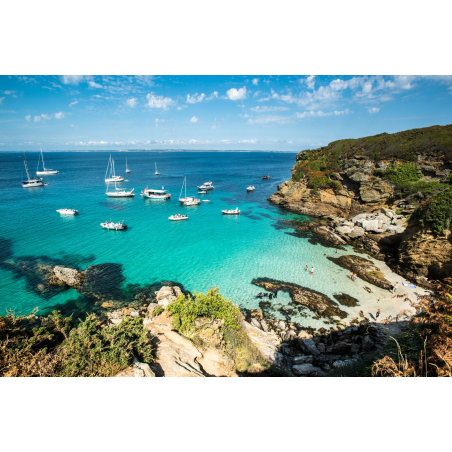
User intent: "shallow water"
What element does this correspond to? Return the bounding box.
[0,151,394,328]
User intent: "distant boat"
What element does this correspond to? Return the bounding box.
[101,220,127,230]
[155,162,160,175]
[57,209,79,215]
[197,181,214,190]
[179,176,200,205]
[105,155,124,182]
[141,187,171,200]
[262,174,270,180]
[22,153,44,188]
[36,148,58,175]
[169,214,188,221]
[125,159,131,173]
[247,186,255,191]
[222,208,241,215]
[106,159,134,197]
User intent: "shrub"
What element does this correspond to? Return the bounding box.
[413,187,452,235]
[384,162,423,186]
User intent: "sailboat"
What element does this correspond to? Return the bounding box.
[106,159,134,197]
[155,162,160,175]
[36,148,58,175]
[22,153,44,188]
[125,159,131,173]
[179,176,200,205]
[105,155,124,182]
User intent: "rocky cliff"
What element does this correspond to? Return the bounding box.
[269,125,452,280]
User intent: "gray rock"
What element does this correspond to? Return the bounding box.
[317,343,326,353]
[362,335,375,350]
[298,337,321,356]
[361,219,380,232]
[351,213,368,224]
[336,226,353,235]
[260,319,269,332]
[146,303,159,318]
[250,318,261,329]
[349,227,365,238]
[278,320,287,330]
[293,355,314,365]
[332,359,358,369]
[292,363,324,376]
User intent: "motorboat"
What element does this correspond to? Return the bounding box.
[222,208,241,215]
[262,174,271,180]
[246,186,255,191]
[100,220,127,230]
[36,148,58,175]
[202,200,210,202]
[105,155,124,182]
[169,214,188,221]
[141,187,171,200]
[22,153,44,188]
[155,162,160,175]
[198,190,207,194]
[125,159,131,173]
[57,209,79,215]
[197,181,214,190]
[179,176,200,204]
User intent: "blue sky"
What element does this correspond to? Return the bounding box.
[1,75,452,152]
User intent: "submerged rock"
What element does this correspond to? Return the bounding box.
[328,255,392,290]
[49,266,83,287]
[333,293,360,307]
[252,277,348,319]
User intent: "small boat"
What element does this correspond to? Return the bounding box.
[57,209,79,215]
[202,199,210,202]
[197,181,214,190]
[105,155,124,182]
[155,162,160,175]
[262,174,270,180]
[36,148,59,175]
[179,176,200,204]
[141,187,171,200]
[169,214,188,221]
[222,208,241,215]
[106,187,135,197]
[100,220,127,230]
[22,153,44,188]
[246,186,255,191]
[198,190,207,194]
[125,159,131,173]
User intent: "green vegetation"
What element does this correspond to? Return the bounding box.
[383,162,423,185]
[413,187,452,234]
[167,287,242,336]
[0,310,153,377]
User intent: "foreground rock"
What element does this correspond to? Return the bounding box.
[49,266,84,287]
[252,277,348,319]
[328,255,393,290]
[154,286,183,308]
[115,357,156,377]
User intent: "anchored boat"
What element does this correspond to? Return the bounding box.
[197,181,214,190]
[169,214,188,221]
[179,176,200,205]
[141,187,171,200]
[106,159,134,197]
[57,209,79,215]
[222,208,241,215]
[105,155,124,182]
[100,220,127,230]
[246,186,255,191]
[36,148,58,175]
[22,153,44,188]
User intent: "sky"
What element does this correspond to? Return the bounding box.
[1,75,452,152]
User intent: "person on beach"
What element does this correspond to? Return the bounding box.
[305,265,308,272]
[392,282,398,294]
[376,309,381,321]
[349,271,353,279]
[311,267,314,274]
[353,273,357,281]
[269,293,273,300]
[273,289,278,298]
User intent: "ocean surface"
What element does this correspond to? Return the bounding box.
[0,151,379,328]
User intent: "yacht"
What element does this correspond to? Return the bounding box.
[125,159,131,173]
[222,207,241,215]
[22,153,44,188]
[169,214,188,221]
[155,162,160,175]
[262,174,271,180]
[106,186,135,197]
[36,148,59,175]
[246,186,255,191]
[56,209,79,215]
[141,187,171,200]
[179,176,200,205]
[105,155,124,182]
[100,220,127,230]
[197,181,214,190]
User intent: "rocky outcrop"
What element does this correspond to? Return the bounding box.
[252,277,348,319]
[328,255,392,290]
[115,357,156,377]
[49,266,83,287]
[154,286,183,308]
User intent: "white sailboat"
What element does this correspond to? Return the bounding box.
[106,159,134,197]
[36,148,58,175]
[105,155,124,182]
[155,162,160,175]
[22,153,44,188]
[179,176,200,205]
[126,159,131,173]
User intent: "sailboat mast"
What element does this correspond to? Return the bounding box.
[105,155,111,179]
[24,153,30,180]
[40,148,46,170]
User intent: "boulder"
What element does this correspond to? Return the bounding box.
[293,355,314,365]
[155,286,182,308]
[298,336,321,356]
[49,266,83,287]
[115,357,156,377]
[351,213,368,224]
[292,363,324,376]
[250,318,261,329]
[336,226,353,235]
[332,359,358,369]
[361,220,380,232]
[361,335,375,350]
[348,227,365,238]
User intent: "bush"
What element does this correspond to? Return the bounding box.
[413,187,452,234]
[167,287,241,336]
[384,162,423,186]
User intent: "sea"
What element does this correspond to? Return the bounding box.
[0,151,381,328]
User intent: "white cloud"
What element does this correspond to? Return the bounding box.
[250,106,289,113]
[68,100,79,107]
[25,115,31,121]
[247,115,292,125]
[226,86,247,101]
[300,75,315,89]
[33,116,42,122]
[54,112,64,119]
[60,75,86,85]
[187,93,205,103]
[367,107,380,114]
[88,80,103,89]
[126,98,137,108]
[212,125,220,129]
[190,116,198,123]
[0,97,4,104]
[146,92,175,109]
[252,78,259,86]
[155,118,165,127]
[239,139,258,143]
[206,91,219,100]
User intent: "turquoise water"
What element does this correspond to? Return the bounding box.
[0,151,375,327]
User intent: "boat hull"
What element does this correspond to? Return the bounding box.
[222,210,241,215]
[57,209,78,215]
[106,192,135,197]
[37,170,58,175]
